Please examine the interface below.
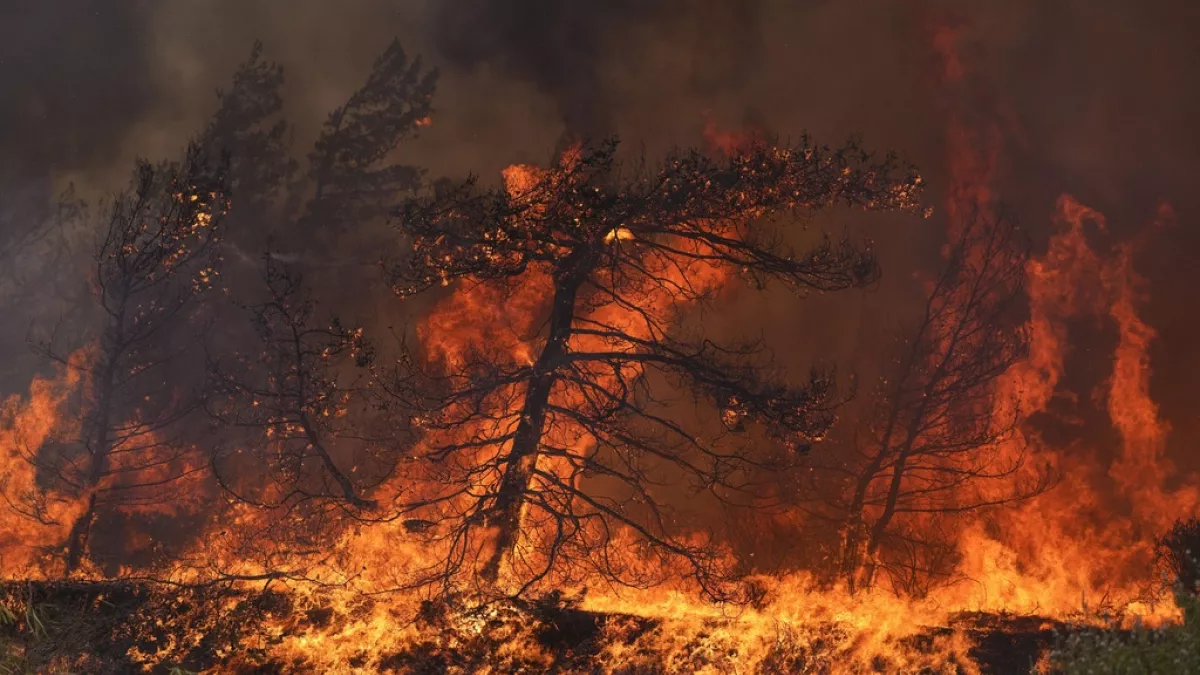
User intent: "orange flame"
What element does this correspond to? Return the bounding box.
[0,351,89,575]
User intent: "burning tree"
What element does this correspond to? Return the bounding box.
[386,139,924,598]
[206,256,398,513]
[33,147,229,574]
[834,211,1051,593]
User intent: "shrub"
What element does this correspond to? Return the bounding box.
[1046,593,1200,674]
[1045,521,1200,673]
[1160,519,1200,600]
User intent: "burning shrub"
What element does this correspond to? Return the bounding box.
[1159,518,1200,597]
[1046,600,1200,675]
[1043,521,1200,674]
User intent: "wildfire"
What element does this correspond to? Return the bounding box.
[880,12,1196,628]
[0,350,89,576]
[0,15,1194,674]
[0,157,1190,675]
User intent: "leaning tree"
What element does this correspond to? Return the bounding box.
[302,39,436,243]
[386,138,924,598]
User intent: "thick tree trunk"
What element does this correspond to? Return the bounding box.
[480,258,589,584]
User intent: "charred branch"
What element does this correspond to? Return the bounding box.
[385,137,924,598]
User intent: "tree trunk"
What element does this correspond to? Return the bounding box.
[842,406,905,589]
[64,493,98,574]
[63,352,117,575]
[480,259,589,584]
[858,302,972,588]
[842,449,886,589]
[300,409,376,509]
[857,447,910,590]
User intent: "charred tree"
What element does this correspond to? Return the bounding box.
[387,138,924,598]
[206,256,399,513]
[35,147,228,574]
[835,212,1051,593]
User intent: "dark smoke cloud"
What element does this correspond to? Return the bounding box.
[430,0,764,136]
[0,1,153,181]
[2,0,1199,461]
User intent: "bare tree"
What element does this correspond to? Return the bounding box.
[385,138,924,598]
[834,211,1051,593]
[35,146,228,574]
[206,255,399,513]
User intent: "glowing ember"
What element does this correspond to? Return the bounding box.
[0,13,1194,673]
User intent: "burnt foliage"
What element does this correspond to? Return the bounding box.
[384,138,923,598]
[1160,518,1200,596]
[34,147,229,574]
[828,212,1053,594]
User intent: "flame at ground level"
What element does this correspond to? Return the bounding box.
[0,150,1191,670]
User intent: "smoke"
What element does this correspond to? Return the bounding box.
[2,0,1200,564]
[0,1,154,182]
[429,0,765,137]
[3,1,1197,195]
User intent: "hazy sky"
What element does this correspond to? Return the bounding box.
[2,0,1198,457]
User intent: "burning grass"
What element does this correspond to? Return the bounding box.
[0,20,1196,673]
[0,579,1086,674]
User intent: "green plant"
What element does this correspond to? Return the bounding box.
[20,605,46,642]
[1046,594,1200,673]
[0,605,16,628]
[0,599,47,641]
[0,647,31,675]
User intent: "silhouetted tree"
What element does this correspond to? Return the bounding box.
[200,40,296,230]
[196,36,434,529]
[386,138,924,598]
[195,37,435,263]
[302,39,436,239]
[834,212,1051,593]
[206,256,398,513]
[36,146,228,574]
